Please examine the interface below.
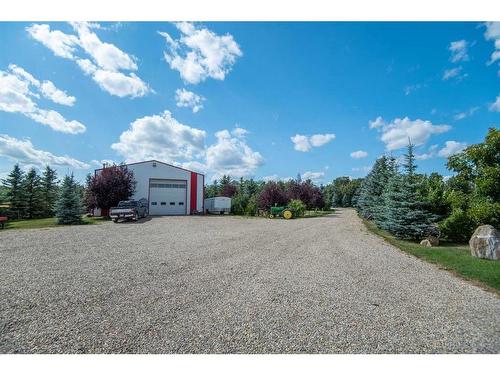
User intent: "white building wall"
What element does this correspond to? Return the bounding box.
[126,161,191,209]
[94,160,204,216]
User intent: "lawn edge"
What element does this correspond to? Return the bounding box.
[1,216,107,231]
[359,213,500,296]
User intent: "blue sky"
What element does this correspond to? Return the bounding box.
[0,22,499,184]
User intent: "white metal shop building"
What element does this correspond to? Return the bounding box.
[94,160,204,216]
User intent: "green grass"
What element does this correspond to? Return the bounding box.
[303,209,335,218]
[1,216,107,230]
[362,218,500,293]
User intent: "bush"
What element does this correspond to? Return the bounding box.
[288,199,306,217]
[244,195,258,216]
[231,193,248,215]
[468,199,500,228]
[439,209,476,242]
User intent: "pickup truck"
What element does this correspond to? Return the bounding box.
[110,199,148,222]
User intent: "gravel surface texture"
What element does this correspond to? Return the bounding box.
[1,208,499,353]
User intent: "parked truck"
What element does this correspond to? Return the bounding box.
[109,199,148,222]
[204,196,231,214]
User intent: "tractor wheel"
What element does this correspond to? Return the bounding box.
[282,210,293,220]
[269,214,275,219]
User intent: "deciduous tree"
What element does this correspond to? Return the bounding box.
[86,164,136,214]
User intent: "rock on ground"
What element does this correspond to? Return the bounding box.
[469,225,500,261]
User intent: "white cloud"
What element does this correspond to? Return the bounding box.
[27,109,86,134]
[449,40,469,63]
[302,171,325,183]
[158,22,242,84]
[350,150,368,159]
[27,22,150,98]
[0,134,89,169]
[111,113,262,179]
[351,166,372,174]
[291,133,335,152]
[91,159,117,167]
[40,80,76,106]
[6,64,75,106]
[261,175,294,182]
[111,110,206,163]
[26,24,78,59]
[0,65,85,134]
[484,22,500,73]
[489,95,500,112]
[369,116,384,129]
[438,141,467,158]
[453,106,478,121]
[231,127,248,138]
[71,22,137,72]
[91,70,149,98]
[291,134,311,152]
[415,144,438,160]
[175,88,205,113]
[369,116,451,151]
[310,133,336,147]
[443,66,467,81]
[180,160,207,174]
[206,128,263,179]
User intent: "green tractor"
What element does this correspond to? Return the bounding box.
[269,205,294,219]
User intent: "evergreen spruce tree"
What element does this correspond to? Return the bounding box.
[41,166,58,217]
[55,174,83,225]
[1,164,26,219]
[23,168,44,219]
[383,142,436,239]
[356,156,396,223]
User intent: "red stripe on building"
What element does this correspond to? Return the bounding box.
[190,172,197,214]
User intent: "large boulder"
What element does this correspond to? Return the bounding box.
[469,225,500,260]
[420,239,432,247]
[427,235,440,246]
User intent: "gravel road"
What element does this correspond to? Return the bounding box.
[1,208,499,353]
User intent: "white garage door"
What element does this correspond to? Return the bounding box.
[149,179,187,215]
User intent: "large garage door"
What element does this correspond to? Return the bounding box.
[149,179,187,215]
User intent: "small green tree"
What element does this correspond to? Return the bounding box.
[1,164,26,219]
[40,166,58,217]
[55,174,83,224]
[288,199,306,217]
[357,156,396,224]
[383,142,436,239]
[23,168,44,219]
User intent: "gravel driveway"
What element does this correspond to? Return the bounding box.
[1,208,499,353]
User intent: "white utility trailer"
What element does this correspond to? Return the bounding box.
[204,196,231,214]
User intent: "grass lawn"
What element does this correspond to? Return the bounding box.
[303,210,335,218]
[1,216,107,230]
[363,218,500,293]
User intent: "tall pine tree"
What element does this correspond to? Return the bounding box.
[23,168,44,219]
[41,166,58,217]
[357,155,396,223]
[55,174,83,224]
[383,141,436,240]
[1,164,26,219]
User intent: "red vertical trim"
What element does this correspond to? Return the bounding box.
[190,172,197,214]
[202,174,205,213]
